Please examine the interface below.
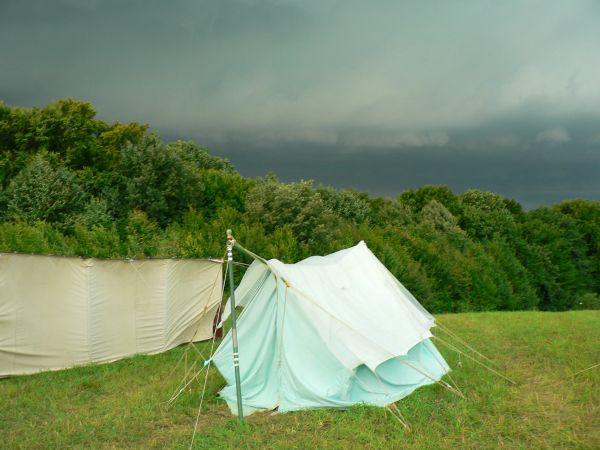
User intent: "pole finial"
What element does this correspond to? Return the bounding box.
[226,229,236,246]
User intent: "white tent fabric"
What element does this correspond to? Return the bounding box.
[0,254,222,377]
[214,241,448,415]
[220,241,435,370]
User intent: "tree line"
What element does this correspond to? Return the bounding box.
[1,99,599,312]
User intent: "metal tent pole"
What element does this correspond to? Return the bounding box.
[226,229,244,423]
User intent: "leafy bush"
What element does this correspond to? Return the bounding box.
[369,197,414,226]
[108,135,205,226]
[167,140,235,172]
[245,178,339,248]
[399,185,461,216]
[122,210,162,258]
[69,223,123,258]
[200,169,252,214]
[0,220,72,255]
[458,189,518,241]
[574,293,600,310]
[317,186,371,225]
[1,154,86,230]
[419,200,460,231]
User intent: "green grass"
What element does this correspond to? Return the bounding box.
[1,311,599,449]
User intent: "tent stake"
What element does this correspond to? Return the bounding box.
[227,229,244,424]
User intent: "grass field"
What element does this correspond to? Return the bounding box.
[1,311,599,449]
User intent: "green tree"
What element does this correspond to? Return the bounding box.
[419,199,460,231]
[317,186,371,225]
[1,154,86,230]
[245,178,339,248]
[199,169,252,214]
[0,102,39,186]
[399,185,461,216]
[167,140,235,172]
[520,207,593,310]
[556,199,600,292]
[108,135,204,226]
[458,189,518,242]
[369,197,414,226]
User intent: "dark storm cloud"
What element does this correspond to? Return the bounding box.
[197,129,600,210]
[1,0,599,206]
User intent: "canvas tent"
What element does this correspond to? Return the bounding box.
[212,241,450,415]
[0,254,222,377]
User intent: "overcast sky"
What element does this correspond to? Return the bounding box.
[1,0,599,207]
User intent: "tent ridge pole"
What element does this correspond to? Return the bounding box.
[226,229,244,423]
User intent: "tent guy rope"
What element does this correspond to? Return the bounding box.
[189,255,230,448]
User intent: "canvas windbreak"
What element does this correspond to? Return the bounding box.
[213,241,449,415]
[0,254,222,377]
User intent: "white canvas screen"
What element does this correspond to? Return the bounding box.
[0,254,222,377]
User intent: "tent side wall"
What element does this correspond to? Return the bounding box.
[0,254,222,377]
